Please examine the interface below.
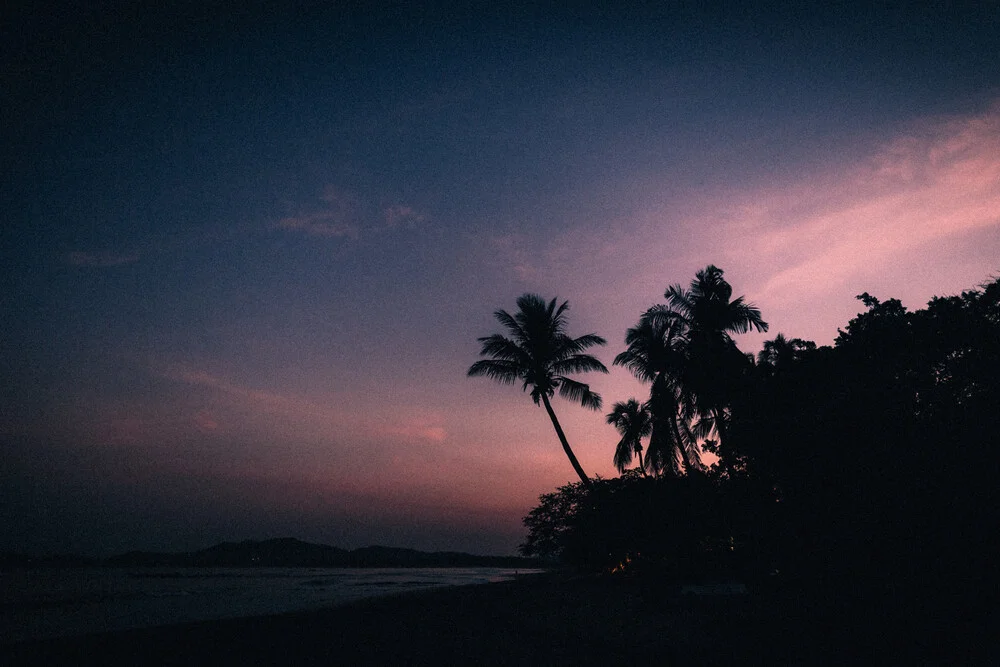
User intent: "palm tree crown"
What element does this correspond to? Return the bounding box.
[662,265,769,343]
[469,294,608,484]
[654,265,769,444]
[606,399,652,475]
[757,333,816,373]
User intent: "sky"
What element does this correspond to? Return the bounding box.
[2,2,999,557]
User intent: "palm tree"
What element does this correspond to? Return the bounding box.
[606,399,652,475]
[614,313,701,476]
[468,294,608,486]
[757,333,816,373]
[656,265,768,445]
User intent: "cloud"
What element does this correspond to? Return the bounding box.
[160,367,336,421]
[461,102,1000,358]
[487,233,537,281]
[159,366,447,445]
[279,186,430,239]
[716,104,1000,307]
[278,212,359,238]
[193,410,220,433]
[383,418,448,443]
[67,251,140,267]
[277,185,361,238]
[383,205,427,228]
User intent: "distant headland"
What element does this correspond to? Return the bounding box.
[0,537,542,569]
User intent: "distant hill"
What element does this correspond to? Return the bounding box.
[3,538,541,569]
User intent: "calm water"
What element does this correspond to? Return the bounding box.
[0,567,541,644]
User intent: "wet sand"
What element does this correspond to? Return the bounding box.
[2,572,985,665]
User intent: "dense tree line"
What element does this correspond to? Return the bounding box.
[472,268,998,638]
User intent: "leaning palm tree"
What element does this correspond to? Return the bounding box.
[468,294,608,486]
[606,399,652,475]
[655,265,768,444]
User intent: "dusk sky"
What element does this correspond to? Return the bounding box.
[3,2,999,556]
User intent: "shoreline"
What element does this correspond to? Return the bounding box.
[3,572,986,665]
[1,572,747,665]
[1,565,541,645]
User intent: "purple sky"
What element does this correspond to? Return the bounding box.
[3,2,999,556]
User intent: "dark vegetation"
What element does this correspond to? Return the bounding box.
[475,267,998,653]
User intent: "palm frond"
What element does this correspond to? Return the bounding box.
[557,377,602,410]
[550,298,571,328]
[551,353,609,375]
[725,297,769,334]
[613,350,656,382]
[492,309,529,345]
[692,415,716,440]
[467,359,522,385]
[644,303,689,329]
[613,436,634,473]
[663,285,694,317]
[477,334,530,363]
[560,332,608,352]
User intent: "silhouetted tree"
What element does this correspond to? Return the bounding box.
[655,265,768,446]
[756,333,816,374]
[726,277,1000,639]
[521,471,758,580]
[521,272,998,658]
[613,314,699,475]
[469,294,607,485]
[606,399,652,475]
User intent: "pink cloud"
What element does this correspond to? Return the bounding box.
[382,418,448,443]
[717,105,1000,310]
[193,410,220,433]
[160,366,449,446]
[535,102,1000,349]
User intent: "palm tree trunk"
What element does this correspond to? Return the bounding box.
[541,394,591,487]
[636,449,647,476]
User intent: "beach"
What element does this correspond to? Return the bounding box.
[2,572,755,665]
[3,572,987,665]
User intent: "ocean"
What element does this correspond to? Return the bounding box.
[0,566,541,644]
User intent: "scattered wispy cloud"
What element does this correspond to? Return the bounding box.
[383,418,448,443]
[715,103,1000,307]
[475,102,1000,353]
[159,365,447,444]
[193,410,220,433]
[67,251,140,267]
[279,186,429,240]
[487,233,537,281]
[278,185,361,238]
[278,212,359,238]
[383,205,428,228]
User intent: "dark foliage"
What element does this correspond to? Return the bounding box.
[729,279,1000,603]
[521,472,769,583]
[522,273,999,650]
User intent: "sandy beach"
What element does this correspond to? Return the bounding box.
[3,572,987,665]
[1,572,752,665]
